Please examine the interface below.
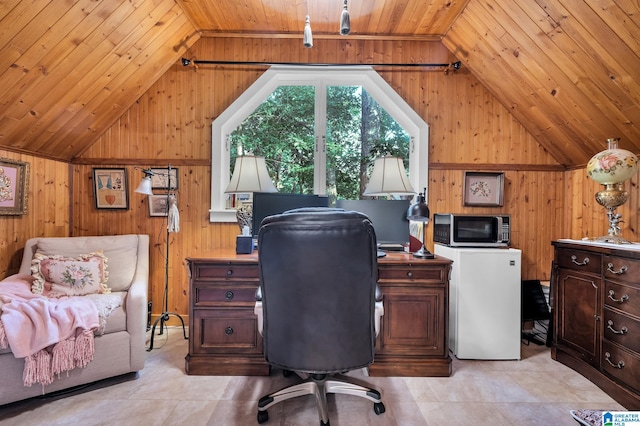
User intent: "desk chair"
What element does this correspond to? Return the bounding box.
[255,208,385,426]
[521,279,551,345]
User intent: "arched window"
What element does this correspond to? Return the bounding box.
[210,66,428,223]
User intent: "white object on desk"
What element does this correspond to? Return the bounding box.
[434,244,522,360]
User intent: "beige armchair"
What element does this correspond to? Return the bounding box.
[0,234,149,406]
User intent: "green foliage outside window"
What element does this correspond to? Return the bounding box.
[230,85,409,201]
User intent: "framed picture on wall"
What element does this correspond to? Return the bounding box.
[0,158,30,215]
[92,168,129,209]
[463,171,505,207]
[150,167,178,190]
[148,194,172,217]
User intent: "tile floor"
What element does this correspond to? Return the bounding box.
[0,327,625,425]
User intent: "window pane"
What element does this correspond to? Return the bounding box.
[229,85,316,194]
[326,85,410,202]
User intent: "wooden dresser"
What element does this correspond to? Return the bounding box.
[185,250,452,377]
[552,240,640,409]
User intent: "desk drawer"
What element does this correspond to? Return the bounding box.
[192,309,262,355]
[378,266,445,282]
[192,264,258,280]
[556,248,601,274]
[194,284,257,306]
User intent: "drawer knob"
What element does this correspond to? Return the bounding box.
[225,326,234,336]
[225,291,235,300]
[570,255,589,266]
[608,290,629,304]
[407,271,413,278]
[607,263,628,275]
[607,320,628,335]
[604,352,625,369]
[226,269,233,276]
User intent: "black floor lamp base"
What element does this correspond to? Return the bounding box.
[147,311,188,351]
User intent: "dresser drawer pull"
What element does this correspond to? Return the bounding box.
[226,269,233,276]
[406,271,413,278]
[604,352,625,369]
[225,326,234,336]
[225,291,235,300]
[607,320,628,335]
[607,263,628,275]
[608,290,629,303]
[570,255,589,266]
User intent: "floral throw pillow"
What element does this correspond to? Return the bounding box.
[30,251,110,297]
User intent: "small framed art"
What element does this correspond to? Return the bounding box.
[93,168,129,209]
[150,167,178,190]
[148,194,171,217]
[0,158,30,215]
[463,171,505,207]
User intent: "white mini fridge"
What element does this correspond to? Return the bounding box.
[435,244,522,360]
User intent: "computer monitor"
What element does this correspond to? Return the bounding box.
[252,192,330,237]
[335,199,410,248]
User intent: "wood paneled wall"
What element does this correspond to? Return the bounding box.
[0,150,70,277]
[15,36,630,322]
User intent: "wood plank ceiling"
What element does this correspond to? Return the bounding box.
[0,0,638,167]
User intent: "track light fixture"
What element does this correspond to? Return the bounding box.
[340,0,351,35]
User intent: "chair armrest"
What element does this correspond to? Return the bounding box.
[126,235,149,370]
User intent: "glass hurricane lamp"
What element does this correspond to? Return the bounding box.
[585,138,638,244]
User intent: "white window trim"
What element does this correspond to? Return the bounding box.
[210,66,429,223]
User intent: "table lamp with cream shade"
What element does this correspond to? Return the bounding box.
[586,138,639,244]
[225,155,278,235]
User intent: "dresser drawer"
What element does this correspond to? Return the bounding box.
[602,341,640,393]
[604,281,640,316]
[192,263,259,280]
[604,307,640,353]
[193,284,257,306]
[378,265,445,282]
[604,255,640,285]
[556,248,602,275]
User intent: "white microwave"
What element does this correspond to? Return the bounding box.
[433,213,510,247]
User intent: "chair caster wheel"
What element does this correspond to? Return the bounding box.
[320,421,330,426]
[257,410,268,424]
[373,402,386,415]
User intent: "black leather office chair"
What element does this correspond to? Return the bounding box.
[255,208,385,426]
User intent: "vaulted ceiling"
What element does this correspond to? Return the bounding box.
[0,0,638,167]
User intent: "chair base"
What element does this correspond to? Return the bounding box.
[257,372,385,425]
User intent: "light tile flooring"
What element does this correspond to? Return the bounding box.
[0,327,625,425]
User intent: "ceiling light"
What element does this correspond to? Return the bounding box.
[340,0,351,35]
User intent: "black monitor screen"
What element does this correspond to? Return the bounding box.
[252,192,329,237]
[335,199,410,246]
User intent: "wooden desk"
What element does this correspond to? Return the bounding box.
[185,250,452,377]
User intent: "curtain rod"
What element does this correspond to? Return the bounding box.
[180,58,461,69]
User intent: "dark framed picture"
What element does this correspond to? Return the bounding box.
[463,171,504,207]
[149,194,172,217]
[93,168,129,209]
[150,167,178,190]
[0,158,30,215]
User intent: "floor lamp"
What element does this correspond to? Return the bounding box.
[135,165,187,351]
